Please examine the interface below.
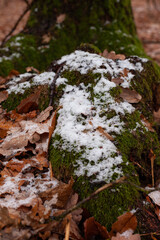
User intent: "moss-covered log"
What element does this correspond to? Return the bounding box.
[0,0,145,76]
[2,46,160,228]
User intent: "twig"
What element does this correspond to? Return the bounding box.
[53,176,127,221]
[0,0,35,47]
[49,62,66,106]
[65,219,71,240]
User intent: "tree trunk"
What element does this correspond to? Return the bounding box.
[0,0,145,76]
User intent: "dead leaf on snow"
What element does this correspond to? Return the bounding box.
[100,49,125,60]
[110,212,137,236]
[84,217,109,240]
[111,78,124,85]
[0,90,8,103]
[120,87,142,103]
[96,126,114,141]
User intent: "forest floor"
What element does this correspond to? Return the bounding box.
[0,0,160,64]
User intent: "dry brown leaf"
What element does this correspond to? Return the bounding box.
[35,106,53,123]
[0,90,8,103]
[110,212,137,236]
[111,78,124,85]
[96,126,114,141]
[120,87,142,103]
[101,49,126,60]
[42,34,52,44]
[17,89,41,113]
[7,69,20,80]
[35,152,49,168]
[111,232,141,240]
[84,217,109,240]
[55,178,74,209]
[56,13,66,24]
[65,193,83,240]
[0,128,8,138]
[123,68,129,77]
[0,207,19,230]
[26,66,39,74]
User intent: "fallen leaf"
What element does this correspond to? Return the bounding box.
[0,90,8,103]
[111,78,124,85]
[35,106,53,123]
[101,49,126,60]
[96,126,114,141]
[7,69,20,80]
[26,66,39,74]
[120,87,142,103]
[56,13,66,24]
[17,89,41,113]
[110,212,137,236]
[0,128,8,138]
[148,191,160,207]
[123,68,129,77]
[84,217,109,240]
[42,34,51,44]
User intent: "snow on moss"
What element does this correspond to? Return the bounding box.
[52,50,148,183]
[7,72,56,94]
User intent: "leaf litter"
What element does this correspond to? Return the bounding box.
[0,103,83,239]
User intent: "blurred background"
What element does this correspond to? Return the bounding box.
[0,0,160,64]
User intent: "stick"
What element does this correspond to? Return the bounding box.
[49,62,66,107]
[53,176,127,221]
[64,219,71,240]
[0,0,35,47]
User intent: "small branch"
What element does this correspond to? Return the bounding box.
[49,62,66,107]
[0,0,35,47]
[53,176,127,221]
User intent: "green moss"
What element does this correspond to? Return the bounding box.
[109,86,121,98]
[1,88,34,111]
[49,134,139,228]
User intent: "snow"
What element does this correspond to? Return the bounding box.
[7,72,56,94]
